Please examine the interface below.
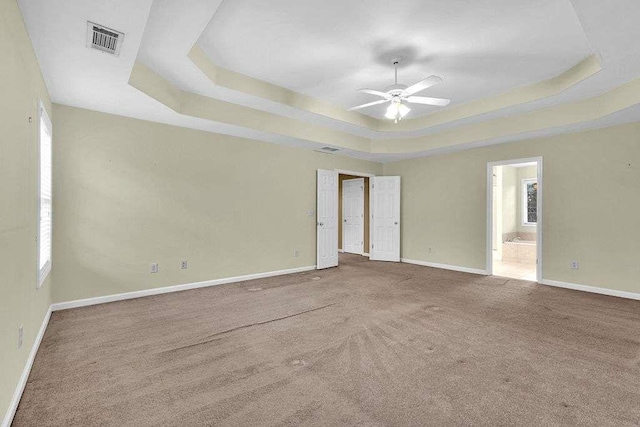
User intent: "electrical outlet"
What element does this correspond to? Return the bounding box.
[428,246,435,254]
[570,261,579,270]
[181,261,188,270]
[294,249,300,258]
[18,326,23,349]
[151,263,159,273]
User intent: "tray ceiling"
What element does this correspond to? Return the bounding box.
[198,0,593,119]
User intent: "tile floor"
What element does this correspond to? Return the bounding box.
[493,260,537,281]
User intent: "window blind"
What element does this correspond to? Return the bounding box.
[39,103,52,286]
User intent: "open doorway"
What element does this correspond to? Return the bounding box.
[339,174,370,256]
[316,169,401,269]
[487,158,542,282]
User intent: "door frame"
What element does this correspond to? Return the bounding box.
[486,157,543,283]
[335,169,376,178]
[335,169,375,257]
[342,178,365,255]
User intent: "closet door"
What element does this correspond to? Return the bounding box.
[370,176,401,262]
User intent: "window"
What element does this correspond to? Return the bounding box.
[38,102,52,287]
[522,178,537,225]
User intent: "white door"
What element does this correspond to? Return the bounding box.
[342,178,364,254]
[370,176,401,262]
[317,169,339,269]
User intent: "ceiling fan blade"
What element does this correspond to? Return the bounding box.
[348,99,389,111]
[403,75,443,96]
[357,89,392,99]
[405,96,451,107]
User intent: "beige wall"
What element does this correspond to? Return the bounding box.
[0,0,53,421]
[51,105,382,303]
[384,122,640,293]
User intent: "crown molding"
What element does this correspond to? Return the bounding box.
[189,47,601,134]
[131,60,640,156]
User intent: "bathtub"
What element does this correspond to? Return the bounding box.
[502,240,536,264]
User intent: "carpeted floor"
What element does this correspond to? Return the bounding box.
[14,254,640,426]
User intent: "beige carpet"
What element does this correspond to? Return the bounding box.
[14,254,640,426]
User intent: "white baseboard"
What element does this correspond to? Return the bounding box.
[401,258,488,276]
[362,253,370,257]
[401,259,640,301]
[3,306,52,427]
[51,265,316,312]
[541,279,640,301]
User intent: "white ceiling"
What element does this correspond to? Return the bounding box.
[17,0,640,163]
[198,0,592,119]
[17,0,155,117]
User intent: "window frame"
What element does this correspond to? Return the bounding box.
[521,178,537,226]
[37,100,52,288]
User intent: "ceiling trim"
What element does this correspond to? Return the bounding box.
[129,61,371,152]
[188,46,378,130]
[190,45,601,134]
[131,58,640,156]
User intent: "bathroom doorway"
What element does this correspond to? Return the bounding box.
[487,158,542,282]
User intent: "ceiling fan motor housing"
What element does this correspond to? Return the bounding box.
[385,84,408,95]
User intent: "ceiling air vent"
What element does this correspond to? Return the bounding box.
[87,22,124,56]
[320,147,339,152]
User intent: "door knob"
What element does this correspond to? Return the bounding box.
[344,219,347,222]
[317,222,324,226]
[394,222,398,225]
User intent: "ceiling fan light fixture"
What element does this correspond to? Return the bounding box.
[385,101,410,122]
[385,103,399,119]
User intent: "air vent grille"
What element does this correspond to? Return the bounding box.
[87,22,124,56]
[320,147,339,152]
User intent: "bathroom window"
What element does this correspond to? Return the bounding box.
[522,179,537,225]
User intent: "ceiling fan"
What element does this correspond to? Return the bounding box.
[349,58,450,123]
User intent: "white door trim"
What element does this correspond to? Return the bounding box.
[334,169,376,178]
[486,157,543,283]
